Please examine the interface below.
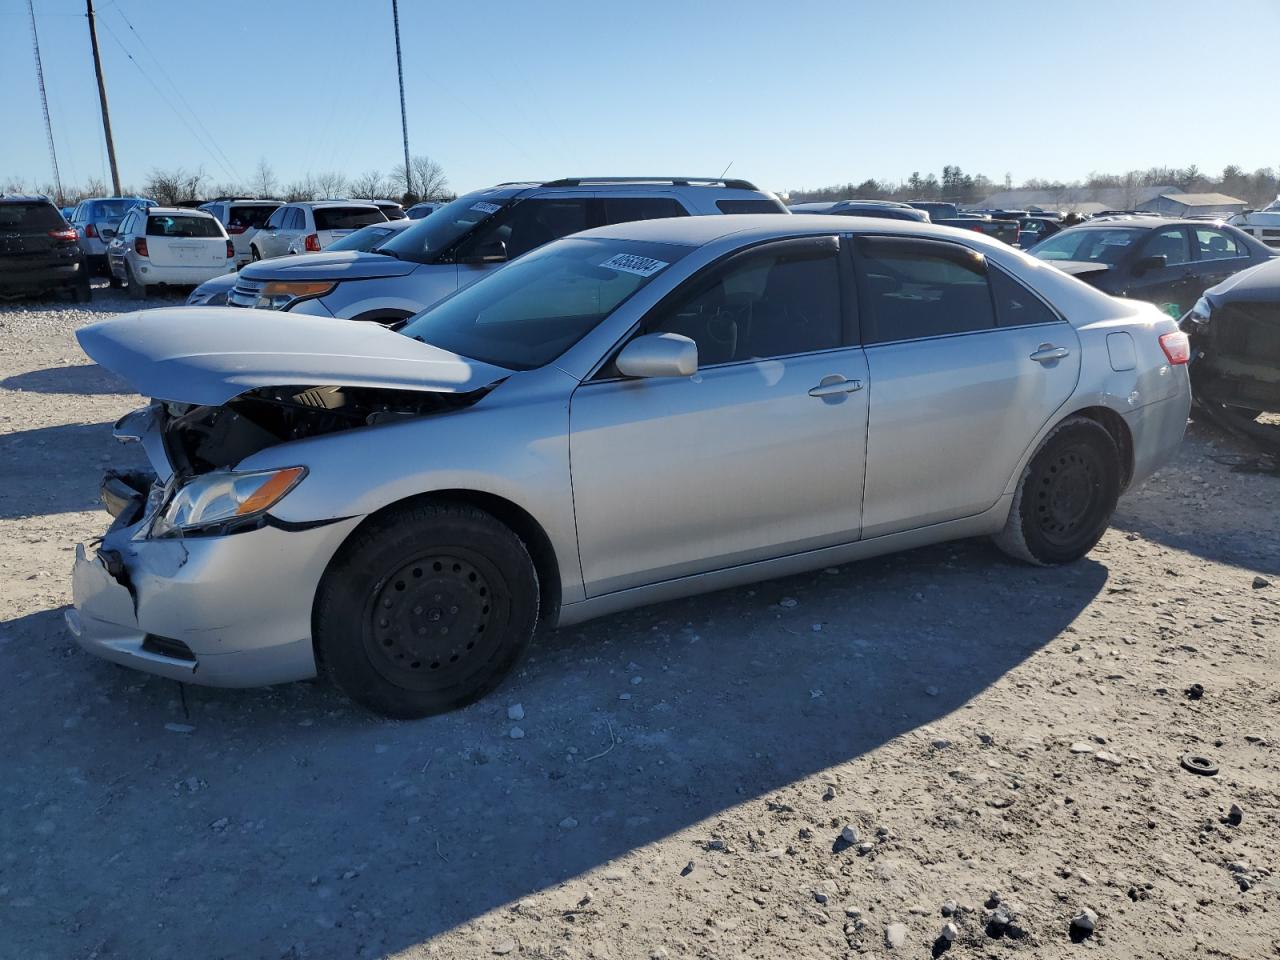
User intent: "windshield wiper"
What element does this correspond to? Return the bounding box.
[374,247,401,259]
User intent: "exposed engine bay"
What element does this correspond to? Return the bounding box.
[160,384,494,477]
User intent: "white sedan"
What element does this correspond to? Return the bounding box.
[107,207,235,299]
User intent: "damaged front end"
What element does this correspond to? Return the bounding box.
[1183,297,1280,417]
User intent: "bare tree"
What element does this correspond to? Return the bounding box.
[349,169,387,199]
[312,171,349,199]
[251,158,277,198]
[282,176,317,202]
[393,154,450,202]
[144,166,207,205]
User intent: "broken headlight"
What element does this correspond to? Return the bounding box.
[152,466,306,536]
[1185,296,1212,326]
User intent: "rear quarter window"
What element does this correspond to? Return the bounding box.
[715,198,787,214]
[315,207,386,231]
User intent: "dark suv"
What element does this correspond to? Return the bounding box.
[0,196,90,302]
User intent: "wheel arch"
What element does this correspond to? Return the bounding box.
[1068,405,1135,491]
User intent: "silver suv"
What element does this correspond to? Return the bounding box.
[248,201,387,261]
[227,177,787,322]
[199,198,283,267]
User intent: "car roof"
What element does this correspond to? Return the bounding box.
[293,200,381,209]
[146,206,217,217]
[585,213,997,248]
[0,194,53,204]
[1067,217,1215,231]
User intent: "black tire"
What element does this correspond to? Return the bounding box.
[69,276,92,303]
[994,416,1121,566]
[250,246,261,262]
[126,262,146,300]
[108,274,124,289]
[314,500,540,718]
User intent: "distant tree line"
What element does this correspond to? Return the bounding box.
[787,164,1280,208]
[2,154,454,207]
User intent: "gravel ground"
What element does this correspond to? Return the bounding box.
[1,282,1278,960]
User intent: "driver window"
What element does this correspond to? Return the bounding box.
[264,208,285,230]
[464,199,592,261]
[643,238,842,365]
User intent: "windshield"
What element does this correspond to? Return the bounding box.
[398,238,691,371]
[379,195,511,264]
[327,224,398,252]
[1031,227,1145,263]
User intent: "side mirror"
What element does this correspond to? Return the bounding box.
[458,239,507,265]
[616,333,698,379]
[1134,254,1167,275]
[102,229,116,239]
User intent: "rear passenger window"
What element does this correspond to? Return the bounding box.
[1193,228,1245,261]
[854,236,995,344]
[644,236,842,365]
[265,208,285,230]
[287,209,305,230]
[602,197,689,225]
[715,198,787,214]
[988,265,1059,327]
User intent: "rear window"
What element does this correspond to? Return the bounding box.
[0,202,64,230]
[147,215,224,238]
[89,199,141,220]
[314,206,386,231]
[227,204,280,229]
[716,198,787,214]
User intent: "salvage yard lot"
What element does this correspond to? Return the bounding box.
[1,284,1278,959]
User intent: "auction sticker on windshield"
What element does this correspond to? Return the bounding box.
[471,202,503,215]
[600,253,669,277]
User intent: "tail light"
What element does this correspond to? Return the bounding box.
[48,228,78,241]
[226,239,235,259]
[226,224,247,234]
[1159,330,1190,365]
[304,233,320,252]
[84,223,97,238]
[134,237,149,258]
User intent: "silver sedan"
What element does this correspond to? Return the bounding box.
[70,215,1191,717]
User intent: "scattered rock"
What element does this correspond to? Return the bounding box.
[1186,683,1205,700]
[680,861,695,877]
[492,939,516,955]
[822,785,836,802]
[1071,908,1097,938]
[940,899,957,917]
[931,737,952,750]
[1069,742,1094,754]
[558,817,578,830]
[209,817,229,832]
[1252,575,1270,589]
[509,726,525,740]
[857,841,875,854]
[705,838,726,851]
[1094,751,1123,766]
[839,824,859,845]
[1227,804,1243,826]
[507,704,525,721]
[884,922,907,949]
[940,921,959,942]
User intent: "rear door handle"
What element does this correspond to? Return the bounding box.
[808,375,864,397]
[1029,344,1070,363]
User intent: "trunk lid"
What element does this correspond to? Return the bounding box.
[144,235,229,267]
[76,307,510,406]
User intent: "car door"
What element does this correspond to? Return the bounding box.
[108,210,134,273]
[1189,226,1253,294]
[853,236,1081,539]
[570,234,869,596]
[282,207,307,254]
[1127,226,1194,315]
[256,206,287,258]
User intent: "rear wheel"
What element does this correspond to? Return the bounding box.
[250,246,261,262]
[126,262,146,300]
[994,416,1121,566]
[108,274,124,289]
[314,500,540,718]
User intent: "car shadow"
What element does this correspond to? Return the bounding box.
[1,363,135,396]
[0,421,145,519]
[0,540,1108,957]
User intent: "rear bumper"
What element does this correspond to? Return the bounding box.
[1123,386,1191,488]
[132,262,236,287]
[69,508,363,688]
[0,260,83,289]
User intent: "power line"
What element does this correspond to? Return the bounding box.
[26,0,63,202]
[111,2,243,184]
[97,19,240,185]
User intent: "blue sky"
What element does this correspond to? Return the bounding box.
[3,0,1277,197]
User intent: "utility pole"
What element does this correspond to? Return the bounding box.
[27,0,63,203]
[85,0,121,196]
[391,0,413,200]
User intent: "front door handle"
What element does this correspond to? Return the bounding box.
[1029,344,1070,363]
[808,375,864,397]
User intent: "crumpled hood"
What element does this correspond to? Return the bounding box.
[238,250,419,282]
[1046,260,1113,281]
[76,307,509,406]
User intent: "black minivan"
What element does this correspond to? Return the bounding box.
[0,196,90,301]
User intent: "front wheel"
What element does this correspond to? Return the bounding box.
[250,246,261,262]
[314,500,540,718]
[994,416,1121,566]
[126,262,146,300]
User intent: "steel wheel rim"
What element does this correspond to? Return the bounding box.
[362,549,509,691]
[1034,444,1102,546]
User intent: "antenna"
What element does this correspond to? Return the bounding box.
[27,0,63,203]
[719,160,734,179]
